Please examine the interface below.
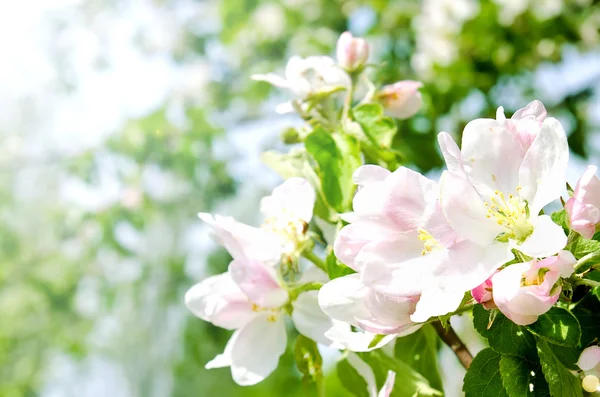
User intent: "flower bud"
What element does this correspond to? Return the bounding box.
[566,165,600,239]
[336,32,369,72]
[471,273,497,310]
[578,346,600,393]
[491,251,575,325]
[378,81,423,119]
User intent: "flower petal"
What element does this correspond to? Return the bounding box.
[517,215,567,258]
[410,287,465,323]
[324,322,396,352]
[334,220,399,271]
[578,346,600,371]
[378,371,396,397]
[260,177,315,224]
[440,171,504,246]
[518,117,569,215]
[512,100,547,122]
[435,240,513,293]
[230,313,287,386]
[438,132,464,175]
[318,274,370,324]
[251,72,290,89]
[229,258,288,308]
[185,273,254,329]
[353,165,391,187]
[206,330,238,369]
[292,291,336,346]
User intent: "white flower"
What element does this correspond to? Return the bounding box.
[252,56,350,113]
[578,346,600,393]
[436,100,569,292]
[185,260,333,385]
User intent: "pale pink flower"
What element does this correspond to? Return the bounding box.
[378,81,423,119]
[566,165,600,239]
[336,32,369,71]
[437,100,569,291]
[331,165,507,324]
[491,251,576,325]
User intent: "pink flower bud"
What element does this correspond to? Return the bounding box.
[379,81,423,119]
[336,31,369,72]
[471,273,497,310]
[566,165,600,239]
[491,251,576,325]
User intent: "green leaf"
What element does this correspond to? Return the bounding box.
[525,307,581,348]
[294,335,323,395]
[337,357,369,397]
[571,294,600,346]
[325,249,355,280]
[463,348,508,397]
[536,339,583,397]
[473,305,536,360]
[571,236,600,262]
[305,128,361,213]
[352,103,398,148]
[500,355,550,397]
[551,209,568,229]
[360,351,442,397]
[394,325,443,391]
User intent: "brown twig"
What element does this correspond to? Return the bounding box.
[431,320,473,370]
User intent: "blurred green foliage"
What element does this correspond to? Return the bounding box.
[2,0,599,396]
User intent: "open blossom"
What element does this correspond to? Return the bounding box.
[378,81,423,119]
[566,165,600,239]
[330,165,507,323]
[346,353,396,397]
[185,259,333,385]
[578,346,600,393]
[199,178,315,266]
[336,32,369,71]
[491,251,576,325]
[252,56,350,113]
[437,100,569,292]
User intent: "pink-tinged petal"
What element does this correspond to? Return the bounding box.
[410,287,465,323]
[229,258,288,308]
[358,234,432,296]
[378,371,396,397]
[364,291,419,328]
[460,118,524,198]
[185,273,254,330]
[292,291,336,346]
[260,177,315,224]
[230,313,287,386]
[518,117,569,215]
[438,132,465,175]
[578,346,600,371]
[318,274,370,324]
[566,198,600,239]
[534,250,576,278]
[347,353,378,397]
[383,167,438,231]
[471,274,495,306]
[334,220,399,271]
[198,213,282,265]
[206,330,238,369]
[324,322,396,352]
[512,100,547,122]
[517,215,567,258]
[353,165,391,187]
[435,240,513,293]
[440,171,504,246]
[567,165,600,238]
[380,80,423,119]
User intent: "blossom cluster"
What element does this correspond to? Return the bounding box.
[184,32,600,395]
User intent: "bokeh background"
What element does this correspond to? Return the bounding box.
[2,0,600,396]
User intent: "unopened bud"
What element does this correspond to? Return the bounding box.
[281,127,301,144]
[378,81,423,120]
[336,32,369,72]
[583,375,600,393]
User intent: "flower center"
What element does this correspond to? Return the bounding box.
[262,215,309,256]
[418,228,442,256]
[522,268,549,286]
[251,303,280,322]
[485,188,533,242]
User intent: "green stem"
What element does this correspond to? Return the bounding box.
[574,278,600,288]
[575,250,600,272]
[288,281,323,301]
[303,250,326,272]
[342,78,355,121]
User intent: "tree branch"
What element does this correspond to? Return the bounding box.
[431,320,473,370]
